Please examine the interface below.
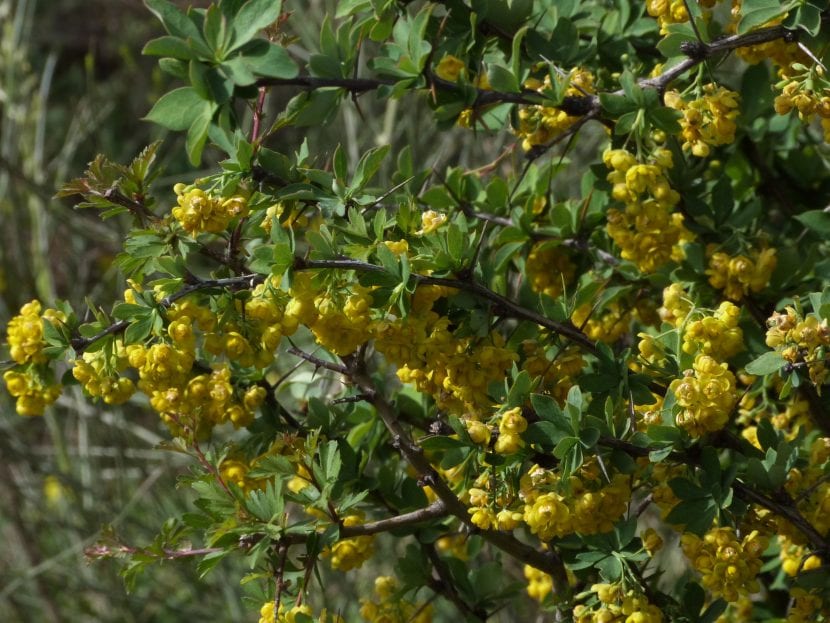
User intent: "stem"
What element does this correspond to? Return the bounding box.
[340,500,448,537]
[597,436,830,553]
[252,86,268,144]
[351,364,573,592]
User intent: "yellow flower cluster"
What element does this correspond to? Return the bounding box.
[786,588,826,623]
[572,300,633,344]
[3,300,66,416]
[260,201,322,233]
[311,287,374,356]
[604,148,692,273]
[646,0,717,33]
[524,565,554,602]
[259,602,343,623]
[659,283,693,327]
[669,354,738,436]
[374,291,518,414]
[117,284,298,434]
[6,299,64,365]
[494,406,527,454]
[72,351,136,405]
[645,0,690,31]
[573,583,663,623]
[172,183,248,235]
[633,394,664,430]
[766,307,830,386]
[324,515,375,571]
[665,85,740,157]
[525,242,576,300]
[434,54,466,82]
[773,77,830,142]
[784,438,830,539]
[516,69,595,150]
[779,534,823,577]
[520,462,631,540]
[771,398,813,438]
[774,80,830,120]
[417,210,447,235]
[521,341,584,403]
[706,246,777,300]
[729,1,805,70]
[466,471,523,531]
[3,369,62,417]
[637,334,670,372]
[682,301,744,360]
[287,274,373,357]
[359,576,433,623]
[219,443,294,495]
[681,526,768,602]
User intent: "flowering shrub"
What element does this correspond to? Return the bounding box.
[7,0,830,620]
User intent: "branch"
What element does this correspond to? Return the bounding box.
[286,344,350,375]
[85,543,222,561]
[294,257,599,355]
[340,500,449,537]
[70,273,265,353]
[641,24,798,93]
[424,543,488,621]
[597,436,830,553]
[351,365,573,593]
[255,74,546,107]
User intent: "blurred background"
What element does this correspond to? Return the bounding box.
[0,0,561,620]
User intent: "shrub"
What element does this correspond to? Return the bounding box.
[6,0,830,620]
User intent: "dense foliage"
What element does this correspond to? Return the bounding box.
[6,0,830,620]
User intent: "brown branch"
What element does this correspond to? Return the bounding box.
[254,74,545,107]
[597,436,830,553]
[340,500,449,537]
[70,273,265,353]
[102,187,159,225]
[252,86,268,143]
[351,365,573,594]
[286,344,350,375]
[424,543,488,621]
[85,543,222,560]
[293,256,599,355]
[70,319,129,353]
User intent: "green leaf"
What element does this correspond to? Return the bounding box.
[144,87,209,131]
[600,93,638,116]
[186,107,215,165]
[333,144,348,184]
[487,64,520,93]
[145,0,203,41]
[596,555,624,581]
[350,145,391,195]
[142,36,195,60]
[578,426,600,449]
[744,351,786,375]
[196,550,230,578]
[229,0,283,53]
[244,480,285,522]
[531,393,566,424]
[124,313,155,344]
[656,23,697,58]
[553,436,578,459]
[232,40,298,80]
[786,2,822,36]
[669,477,704,500]
[738,0,793,34]
[795,210,830,236]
